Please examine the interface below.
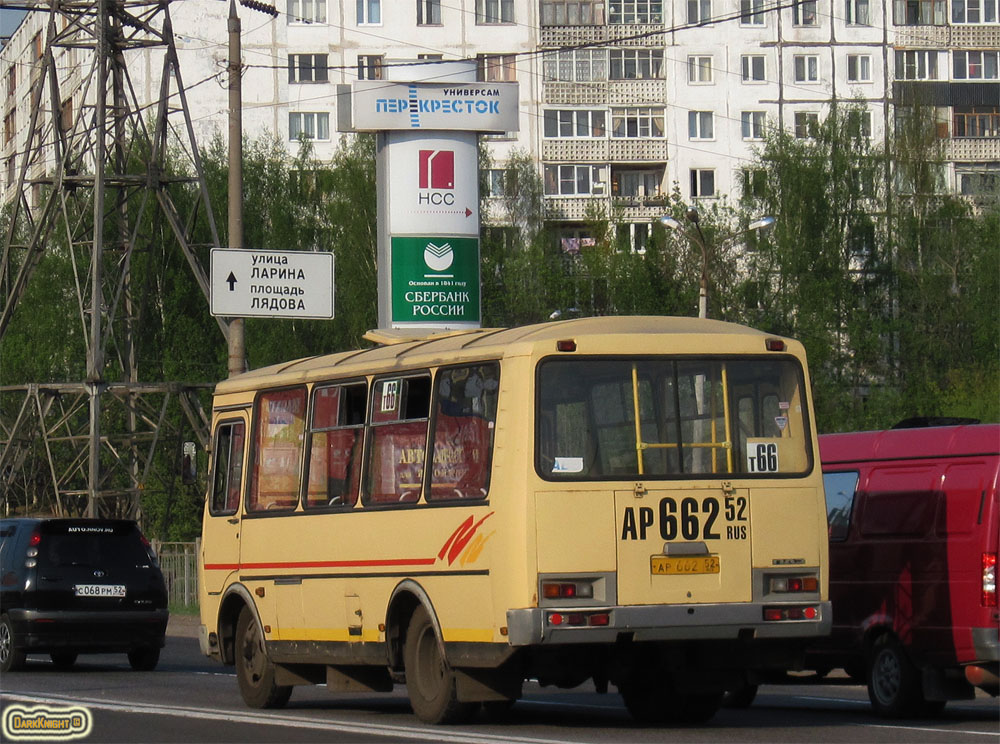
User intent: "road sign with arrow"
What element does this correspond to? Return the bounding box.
[210,248,334,319]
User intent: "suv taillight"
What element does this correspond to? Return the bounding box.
[984,553,997,607]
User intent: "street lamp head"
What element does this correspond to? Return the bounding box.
[686,208,700,224]
[659,215,682,231]
[747,216,775,232]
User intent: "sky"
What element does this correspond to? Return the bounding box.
[1,9,28,38]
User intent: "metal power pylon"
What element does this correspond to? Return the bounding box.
[0,0,227,518]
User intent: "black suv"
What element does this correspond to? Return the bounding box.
[0,518,168,672]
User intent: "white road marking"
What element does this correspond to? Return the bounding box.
[1,692,580,744]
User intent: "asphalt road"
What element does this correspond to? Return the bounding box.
[1,619,997,744]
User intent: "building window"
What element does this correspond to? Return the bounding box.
[543,49,608,81]
[952,0,998,22]
[6,156,14,186]
[895,49,940,79]
[6,66,14,98]
[612,169,663,198]
[847,109,873,138]
[953,106,1000,137]
[4,109,14,145]
[688,110,714,139]
[610,49,664,79]
[740,0,766,24]
[545,109,607,137]
[958,165,1000,197]
[418,0,442,24]
[893,0,946,25]
[793,0,819,24]
[742,54,766,81]
[357,55,384,80]
[611,0,663,22]
[690,169,716,198]
[846,0,870,23]
[688,55,714,83]
[485,168,506,197]
[289,0,326,23]
[741,168,767,199]
[688,0,712,23]
[794,111,820,138]
[741,110,766,139]
[357,0,381,24]
[544,164,604,195]
[289,112,331,141]
[794,54,820,82]
[612,107,665,137]
[953,50,1000,79]
[477,0,514,23]
[32,33,43,62]
[60,98,73,133]
[847,54,872,82]
[541,0,606,24]
[478,54,517,81]
[289,54,329,83]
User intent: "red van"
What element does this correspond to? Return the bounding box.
[813,423,999,716]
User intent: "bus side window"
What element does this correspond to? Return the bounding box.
[366,375,431,505]
[210,420,245,515]
[428,363,500,501]
[306,382,367,508]
[247,388,307,512]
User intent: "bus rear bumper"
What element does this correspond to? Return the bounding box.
[506,601,832,646]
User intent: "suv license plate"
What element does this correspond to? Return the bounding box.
[74,584,126,597]
[650,556,720,575]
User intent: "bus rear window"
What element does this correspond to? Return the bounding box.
[537,357,811,479]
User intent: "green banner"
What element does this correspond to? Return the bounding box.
[391,236,480,325]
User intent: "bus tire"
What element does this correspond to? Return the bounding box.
[235,607,292,709]
[867,634,922,718]
[403,605,476,724]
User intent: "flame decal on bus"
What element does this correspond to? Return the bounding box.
[438,512,495,566]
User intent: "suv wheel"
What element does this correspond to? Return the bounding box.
[128,646,160,671]
[1,615,26,673]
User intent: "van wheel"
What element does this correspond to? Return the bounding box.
[1,616,26,673]
[50,652,78,669]
[868,634,923,717]
[128,646,160,671]
[235,607,292,709]
[403,605,476,724]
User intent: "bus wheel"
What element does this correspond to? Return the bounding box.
[620,680,673,724]
[868,634,922,718]
[235,607,292,709]
[403,605,476,724]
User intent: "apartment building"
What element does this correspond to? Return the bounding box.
[1,0,997,239]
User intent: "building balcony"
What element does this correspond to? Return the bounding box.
[541,138,669,162]
[543,194,669,222]
[540,25,608,47]
[544,195,605,221]
[544,80,610,105]
[609,78,666,105]
[609,137,669,161]
[539,24,665,47]
[893,25,950,47]
[945,136,1000,162]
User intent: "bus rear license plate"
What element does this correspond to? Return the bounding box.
[650,556,720,575]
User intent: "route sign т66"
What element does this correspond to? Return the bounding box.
[210,248,334,319]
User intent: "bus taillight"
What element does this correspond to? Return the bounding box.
[763,606,818,621]
[542,581,594,600]
[547,611,611,627]
[765,338,786,352]
[768,575,818,593]
[984,553,997,607]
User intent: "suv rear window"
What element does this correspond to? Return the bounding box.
[37,522,153,569]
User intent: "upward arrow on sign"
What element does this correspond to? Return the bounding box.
[226,272,237,291]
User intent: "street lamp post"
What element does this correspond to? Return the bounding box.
[660,211,774,319]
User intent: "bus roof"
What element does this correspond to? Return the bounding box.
[214,315,798,396]
[819,424,1000,465]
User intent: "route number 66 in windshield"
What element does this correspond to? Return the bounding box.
[745,440,779,473]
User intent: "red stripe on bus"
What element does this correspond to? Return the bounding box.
[204,558,437,570]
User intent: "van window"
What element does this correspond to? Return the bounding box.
[248,388,307,512]
[366,375,431,504]
[305,382,367,509]
[823,471,858,541]
[429,364,500,502]
[211,420,246,515]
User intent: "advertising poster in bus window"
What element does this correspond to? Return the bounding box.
[255,389,306,509]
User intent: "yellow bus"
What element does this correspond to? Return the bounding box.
[198,316,830,724]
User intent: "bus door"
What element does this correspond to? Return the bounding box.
[202,416,248,596]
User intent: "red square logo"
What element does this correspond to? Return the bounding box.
[418,149,455,189]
